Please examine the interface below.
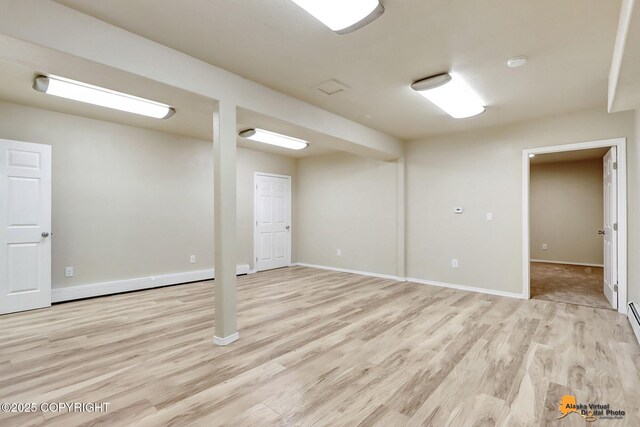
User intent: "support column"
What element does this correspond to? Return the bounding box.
[397,158,406,280]
[213,100,238,346]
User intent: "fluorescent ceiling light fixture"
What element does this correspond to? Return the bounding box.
[33,74,175,119]
[239,128,308,150]
[507,56,528,68]
[290,0,384,34]
[411,73,485,119]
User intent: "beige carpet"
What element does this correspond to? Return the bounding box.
[530,261,613,310]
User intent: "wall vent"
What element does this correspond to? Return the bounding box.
[313,79,351,96]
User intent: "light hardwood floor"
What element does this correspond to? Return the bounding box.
[1,266,639,426]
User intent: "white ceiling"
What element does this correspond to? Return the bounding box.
[54,0,623,141]
[530,148,610,164]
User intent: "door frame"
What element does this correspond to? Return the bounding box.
[522,137,627,314]
[253,172,292,272]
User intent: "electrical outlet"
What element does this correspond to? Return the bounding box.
[336,249,342,256]
[542,244,548,250]
[190,255,196,264]
[451,259,459,269]
[65,267,74,277]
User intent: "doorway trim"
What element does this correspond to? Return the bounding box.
[522,137,627,314]
[253,172,292,272]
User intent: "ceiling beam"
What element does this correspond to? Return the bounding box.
[608,0,640,112]
[0,0,404,160]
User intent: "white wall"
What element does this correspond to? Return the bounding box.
[0,101,296,288]
[2,101,636,302]
[530,159,604,265]
[296,152,399,277]
[631,109,640,302]
[406,108,635,295]
[294,108,637,301]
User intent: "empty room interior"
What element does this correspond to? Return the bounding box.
[529,149,612,310]
[0,0,639,426]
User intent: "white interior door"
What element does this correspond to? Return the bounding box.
[0,139,51,314]
[603,147,618,310]
[254,173,291,272]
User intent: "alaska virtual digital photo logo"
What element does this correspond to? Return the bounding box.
[556,395,625,422]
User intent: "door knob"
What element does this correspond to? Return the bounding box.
[41,232,50,238]
[285,225,290,230]
[598,230,605,235]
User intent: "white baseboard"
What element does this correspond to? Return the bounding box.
[52,264,251,303]
[213,332,239,346]
[407,277,527,299]
[236,264,252,275]
[294,262,405,282]
[294,262,525,300]
[530,259,604,268]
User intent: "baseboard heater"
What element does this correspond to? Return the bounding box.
[52,264,251,303]
[629,302,640,346]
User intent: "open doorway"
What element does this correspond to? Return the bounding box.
[529,148,609,309]
[523,138,627,314]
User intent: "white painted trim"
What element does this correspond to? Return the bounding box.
[254,172,292,272]
[236,264,251,275]
[294,263,406,282]
[294,263,525,300]
[213,332,239,346]
[523,138,628,314]
[52,264,250,302]
[407,277,527,300]
[530,259,604,268]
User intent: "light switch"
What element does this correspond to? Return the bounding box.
[454,207,463,214]
[486,212,493,221]
[542,244,548,250]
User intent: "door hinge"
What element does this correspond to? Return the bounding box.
[256,221,258,226]
[614,284,619,292]
[613,223,618,231]
[256,257,258,263]
[613,162,618,170]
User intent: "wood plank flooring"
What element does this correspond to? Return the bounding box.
[0,266,639,426]
[530,262,612,310]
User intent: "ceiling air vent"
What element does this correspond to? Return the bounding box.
[313,79,351,96]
